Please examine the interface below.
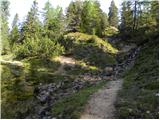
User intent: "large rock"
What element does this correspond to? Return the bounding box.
[104,66,114,76]
[104,66,113,72]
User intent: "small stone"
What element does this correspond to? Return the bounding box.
[146,111,150,114]
[155,93,159,96]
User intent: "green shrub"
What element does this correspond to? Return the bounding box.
[13,37,64,59]
[103,26,119,37]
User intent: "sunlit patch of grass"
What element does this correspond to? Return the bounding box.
[64,32,118,54]
[22,57,61,73]
[76,60,99,70]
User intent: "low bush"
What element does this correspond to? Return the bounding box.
[13,36,64,59]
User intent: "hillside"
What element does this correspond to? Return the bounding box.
[61,32,118,69]
[1,33,118,118]
[115,39,159,118]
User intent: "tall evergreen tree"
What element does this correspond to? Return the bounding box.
[9,13,20,47]
[108,0,118,28]
[66,0,83,32]
[0,0,10,54]
[20,0,41,41]
[81,0,105,36]
[120,1,133,32]
[43,1,64,40]
[94,1,107,36]
[101,12,109,32]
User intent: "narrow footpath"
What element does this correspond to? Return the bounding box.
[81,45,140,119]
[81,79,123,119]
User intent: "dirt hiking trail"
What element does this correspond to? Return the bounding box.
[80,79,123,119]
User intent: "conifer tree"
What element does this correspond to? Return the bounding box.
[81,0,105,36]
[108,0,118,28]
[1,0,10,54]
[43,1,64,40]
[120,1,133,32]
[20,0,41,41]
[9,13,20,47]
[66,0,83,32]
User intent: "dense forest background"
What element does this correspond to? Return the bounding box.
[1,0,158,57]
[1,0,159,119]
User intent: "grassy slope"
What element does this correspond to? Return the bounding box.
[115,40,159,118]
[64,32,118,54]
[62,32,118,69]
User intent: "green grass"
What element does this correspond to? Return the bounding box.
[62,32,117,68]
[52,80,107,119]
[115,40,159,119]
[64,32,118,54]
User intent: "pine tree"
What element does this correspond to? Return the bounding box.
[43,1,64,40]
[0,0,10,54]
[66,0,83,32]
[101,12,109,34]
[9,13,20,47]
[20,0,41,41]
[108,0,118,28]
[94,1,107,36]
[120,1,133,32]
[81,0,105,36]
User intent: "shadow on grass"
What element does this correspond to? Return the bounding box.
[66,43,116,69]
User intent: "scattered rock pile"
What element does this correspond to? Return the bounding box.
[114,47,141,77]
[28,79,89,118]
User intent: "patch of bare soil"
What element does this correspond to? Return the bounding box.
[53,56,76,75]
